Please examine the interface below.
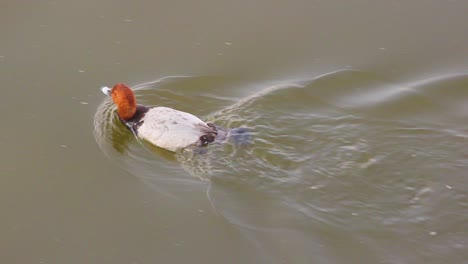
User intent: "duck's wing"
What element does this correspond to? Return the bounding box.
[137,107,216,151]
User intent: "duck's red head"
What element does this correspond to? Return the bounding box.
[109,83,136,121]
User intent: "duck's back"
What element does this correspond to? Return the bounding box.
[137,107,214,151]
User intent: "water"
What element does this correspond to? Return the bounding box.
[1,1,467,263]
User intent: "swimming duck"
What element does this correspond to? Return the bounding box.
[101,83,221,152]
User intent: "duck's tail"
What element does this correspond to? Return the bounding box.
[228,127,252,147]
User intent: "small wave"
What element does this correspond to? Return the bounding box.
[94,72,468,245]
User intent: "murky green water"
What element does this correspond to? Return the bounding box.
[1,1,467,263]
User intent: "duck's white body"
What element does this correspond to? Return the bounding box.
[137,107,215,151]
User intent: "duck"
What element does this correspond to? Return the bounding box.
[101,83,223,152]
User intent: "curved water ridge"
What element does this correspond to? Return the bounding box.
[95,70,468,263]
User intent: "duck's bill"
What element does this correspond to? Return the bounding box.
[101,86,112,95]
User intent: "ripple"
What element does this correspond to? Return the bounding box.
[94,71,468,261]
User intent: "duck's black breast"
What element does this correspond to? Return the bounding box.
[121,105,150,136]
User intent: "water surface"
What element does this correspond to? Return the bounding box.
[1,1,467,263]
